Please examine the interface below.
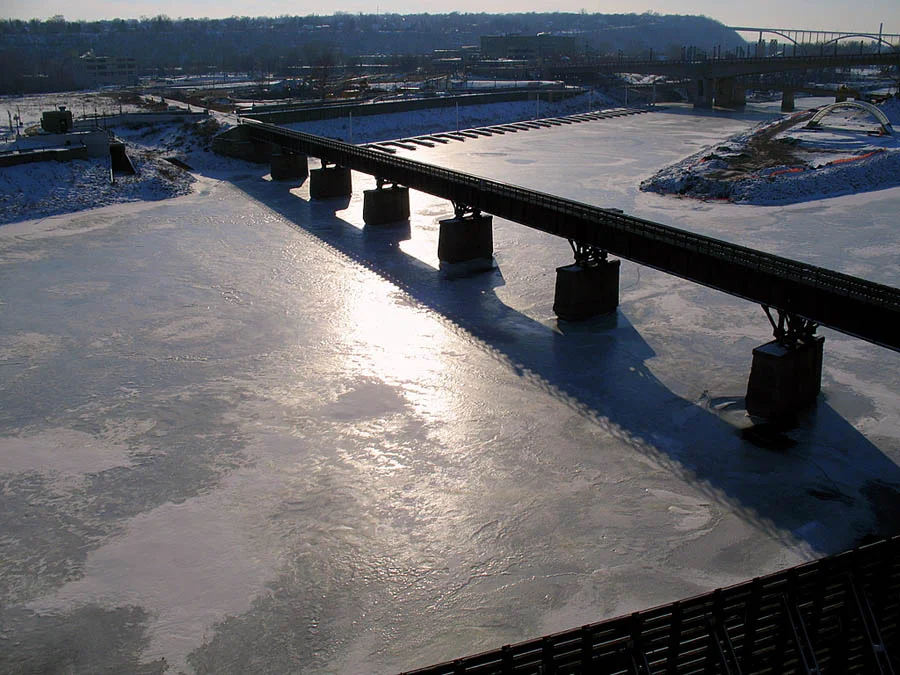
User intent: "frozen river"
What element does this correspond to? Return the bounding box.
[1,103,899,674]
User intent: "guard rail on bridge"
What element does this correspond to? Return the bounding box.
[544,51,900,79]
[400,536,900,675]
[241,119,900,352]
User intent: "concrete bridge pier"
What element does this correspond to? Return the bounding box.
[781,89,795,113]
[362,181,410,226]
[715,78,746,109]
[745,310,824,420]
[309,163,352,199]
[437,209,494,271]
[270,151,308,182]
[553,243,620,320]
[692,78,715,109]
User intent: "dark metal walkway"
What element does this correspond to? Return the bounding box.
[543,51,900,80]
[241,119,900,352]
[399,536,900,675]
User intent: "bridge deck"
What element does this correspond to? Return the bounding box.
[242,119,900,352]
[545,51,900,78]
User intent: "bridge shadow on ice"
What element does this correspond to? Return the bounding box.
[228,171,900,558]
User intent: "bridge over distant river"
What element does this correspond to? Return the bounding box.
[543,52,900,109]
[217,117,900,419]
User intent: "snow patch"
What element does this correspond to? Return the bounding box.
[640,97,900,205]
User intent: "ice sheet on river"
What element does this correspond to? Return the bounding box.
[1,103,899,675]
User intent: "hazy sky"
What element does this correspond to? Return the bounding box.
[3,0,899,34]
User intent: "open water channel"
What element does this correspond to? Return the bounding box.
[1,101,899,674]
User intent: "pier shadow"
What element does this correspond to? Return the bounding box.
[228,171,900,557]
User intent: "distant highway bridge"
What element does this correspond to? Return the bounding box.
[729,25,900,53]
[543,52,900,109]
[217,117,900,417]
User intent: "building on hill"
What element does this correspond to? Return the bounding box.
[480,34,584,63]
[77,53,138,88]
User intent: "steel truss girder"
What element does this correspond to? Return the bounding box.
[762,305,819,348]
[849,574,895,674]
[242,120,900,352]
[709,615,743,675]
[781,594,822,674]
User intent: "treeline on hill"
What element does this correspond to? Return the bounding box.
[0,12,747,93]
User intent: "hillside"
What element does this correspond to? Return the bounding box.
[0,13,745,93]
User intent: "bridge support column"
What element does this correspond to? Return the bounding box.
[781,89,795,113]
[363,182,410,226]
[438,211,493,271]
[715,78,746,109]
[270,151,308,181]
[309,164,352,199]
[553,243,620,321]
[693,78,714,109]
[745,308,823,420]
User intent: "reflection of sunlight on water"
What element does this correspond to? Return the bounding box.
[398,235,440,269]
[339,443,411,477]
[342,277,453,421]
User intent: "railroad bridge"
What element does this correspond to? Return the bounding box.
[543,51,900,110]
[214,116,900,420]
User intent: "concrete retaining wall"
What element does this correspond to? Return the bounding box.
[74,111,208,129]
[0,146,90,167]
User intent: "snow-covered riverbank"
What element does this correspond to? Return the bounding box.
[3,91,900,225]
[641,97,900,204]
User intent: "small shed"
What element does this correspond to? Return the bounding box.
[41,106,74,133]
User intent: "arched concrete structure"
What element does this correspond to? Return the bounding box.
[730,26,900,52]
[820,34,899,51]
[806,100,893,134]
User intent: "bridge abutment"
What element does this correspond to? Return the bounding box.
[746,337,824,420]
[270,151,308,181]
[309,165,352,199]
[553,259,620,321]
[363,184,410,226]
[437,213,494,271]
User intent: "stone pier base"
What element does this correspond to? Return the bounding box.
[437,214,494,271]
[745,336,824,420]
[362,186,410,226]
[781,89,795,113]
[270,152,308,181]
[309,166,352,199]
[715,78,746,109]
[553,259,620,321]
[692,78,715,108]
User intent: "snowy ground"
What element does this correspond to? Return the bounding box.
[0,91,228,225]
[0,91,614,226]
[641,96,900,204]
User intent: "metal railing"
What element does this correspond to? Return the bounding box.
[242,119,900,351]
[400,536,900,675]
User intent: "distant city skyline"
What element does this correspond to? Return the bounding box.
[3,0,898,36]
